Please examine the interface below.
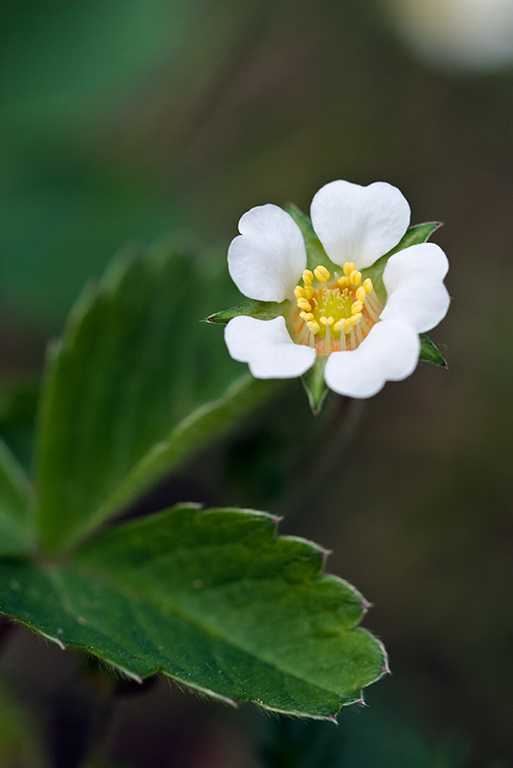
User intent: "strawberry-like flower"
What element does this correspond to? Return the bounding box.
[215,180,450,401]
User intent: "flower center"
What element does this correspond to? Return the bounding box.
[292,262,383,355]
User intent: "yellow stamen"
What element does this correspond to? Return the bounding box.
[363,278,373,294]
[356,286,366,303]
[304,286,314,299]
[333,319,345,333]
[314,266,331,283]
[351,300,363,315]
[294,286,306,299]
[337,276,350,287]
[307,320,320,334]
[343,262,356,277]
[349,269,362,286]
[320,315,334,326]
[302,269,314,285]
[300,311,314,321]
[297,298,312,311]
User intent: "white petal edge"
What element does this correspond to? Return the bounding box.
[227,204,307,303]
[381,243,450,333]
[224,315,316,379]
[310,180,411,270]
[324,320,420,398]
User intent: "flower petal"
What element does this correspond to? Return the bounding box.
[224,315,316,379]
[381,243,450,332]
[310,180,411,270]
[324,320,420,398]
[228,204,307,302]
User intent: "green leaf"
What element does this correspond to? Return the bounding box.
[207,298,288,324]
[0,505,386,718]
[419,334,447,367]
[35,245,273,555]
[302,357,329,415]
[285,205,333,272]
[362,222,442,303]
[0,438,32,556]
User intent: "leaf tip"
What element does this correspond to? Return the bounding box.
[40,631,66,651]
[115,666,144,684]
[319,548,332,564]
[360,597,372,613]
[380,661,391,677]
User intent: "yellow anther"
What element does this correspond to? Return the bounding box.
[356,287,366,303]
[349,314,362,327]
[302,269,314,284]
[300,311,314,321]
[351,300,363,315]
[294,285,306,299]
[304,286,314,299]
[363,278,373,294]
[314,265,331,283]
[337,276,350,287]
[306,320,320,334]
[320,315,334,326]
[343,262,356,276]
[297,298,312,311]
[349,269,362,286]
[333,319,345,333]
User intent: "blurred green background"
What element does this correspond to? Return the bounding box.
[1,1,512,766]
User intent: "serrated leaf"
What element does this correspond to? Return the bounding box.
[362,222,442,302]
[419,334,447,367]
[0,505,386,718]
[207,298,287,324]
[302,357,329,415]
[35,245,273,555]
[285,205,334,272]
[0,439,32,556]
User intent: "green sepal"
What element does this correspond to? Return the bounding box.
[285,205,335,272]
[302,357,329,415]
[207,298,288,324]
[419,333,447,367]
[362,222,442,303]
[0,505,387,719]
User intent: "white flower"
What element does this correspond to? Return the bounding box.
[224,180,450,399]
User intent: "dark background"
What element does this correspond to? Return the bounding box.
[1,1,512,766]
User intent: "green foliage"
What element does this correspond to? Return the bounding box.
[0,439,32,556]
[0,243,386,718]
[0,504,385,717]
[35,244,267,555]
